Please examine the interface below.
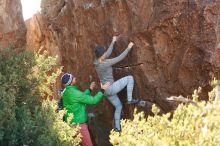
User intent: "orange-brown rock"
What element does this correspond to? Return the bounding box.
[27,0,220,106]
[26,0,220,145]
[0,0,26,48]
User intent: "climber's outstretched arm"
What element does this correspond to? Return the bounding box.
[104,36,118,58]
[104,42,134,66]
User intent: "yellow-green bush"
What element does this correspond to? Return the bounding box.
[110,90,220,146]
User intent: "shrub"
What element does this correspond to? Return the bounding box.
[110,88,220,146]
[0,48,80,146]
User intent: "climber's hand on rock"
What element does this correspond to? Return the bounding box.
[128,42,134,49]
[112,36,118,43]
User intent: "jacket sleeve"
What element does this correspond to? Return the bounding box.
[104,41,115,58]
[103,48,131,66]
[75,90,104,105]
[83,89,91,95]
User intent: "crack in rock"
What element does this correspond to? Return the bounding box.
[114,63,144,70]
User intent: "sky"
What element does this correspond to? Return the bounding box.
[21,0,41,20]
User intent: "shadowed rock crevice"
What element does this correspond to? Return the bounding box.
[114,63,144,69]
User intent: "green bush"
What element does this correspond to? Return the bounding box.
[0,48,81,146]
[110,88,220,146]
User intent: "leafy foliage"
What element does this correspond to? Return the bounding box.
[110,87,220,146]
[34,50,62,97]
[0,48,80,146]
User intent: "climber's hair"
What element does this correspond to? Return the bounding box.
[99,54,106,63]
[94,45,106,63]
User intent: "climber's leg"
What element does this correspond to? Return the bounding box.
[105,75,138,103]
[107,95,122,131]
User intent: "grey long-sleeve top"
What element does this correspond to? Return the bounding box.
[94,41,131,85]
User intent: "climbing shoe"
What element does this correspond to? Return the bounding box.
[114,127,121,133]
[127,99,140,104]
[137,100,147,107]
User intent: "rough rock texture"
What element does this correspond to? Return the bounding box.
[26,0,220,145]
[0,0,26,48]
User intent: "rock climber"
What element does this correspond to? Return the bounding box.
[93,36,139,132]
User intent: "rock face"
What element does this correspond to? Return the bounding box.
[26,0,220,145]
[0,0,26,48]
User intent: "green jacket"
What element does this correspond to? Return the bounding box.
[62,85,104,124]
